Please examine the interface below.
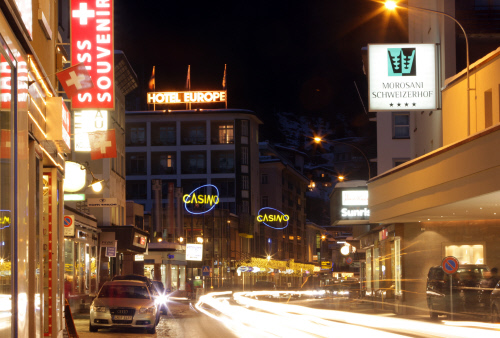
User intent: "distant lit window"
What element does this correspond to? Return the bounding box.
[393,112,410,139]
[131,127,146,144]
[219,125,234,144]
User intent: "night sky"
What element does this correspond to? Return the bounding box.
[115,0,407,141]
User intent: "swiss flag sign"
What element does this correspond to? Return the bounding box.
[56,63,94,98]
[88,129,117,160]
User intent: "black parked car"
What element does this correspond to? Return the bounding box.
[426,265,489,319]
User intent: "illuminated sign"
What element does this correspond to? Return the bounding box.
[183,184,219,215]
[74,110,108,151]
[341,208,370,218]
[186,244,203,261]
[133,233,147,248]
[13,0,32,38]
[46,97,72,152]
[368,44,437,111]
[342,190,368,206]
[257,207,289,230]
[63,194,86,201]
[71,0,114,109]
[147,91,226,104]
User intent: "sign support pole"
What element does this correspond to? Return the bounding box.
[450,275,453,321]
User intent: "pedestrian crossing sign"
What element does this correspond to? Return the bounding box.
[202,265,210,276]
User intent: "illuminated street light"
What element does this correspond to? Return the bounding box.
[313,136,371,179]
[384,1,471,136]
[196,236,204,243]
[338,175,345,182]
[179,237,184,243]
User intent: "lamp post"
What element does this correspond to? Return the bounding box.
[313,136,371,180]
[385,1,471,136]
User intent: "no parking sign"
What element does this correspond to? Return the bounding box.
[441,256,459,275]
[63,215,75,237]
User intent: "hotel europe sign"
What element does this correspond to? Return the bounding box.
[147,91,226,104]
[368,44,438,111]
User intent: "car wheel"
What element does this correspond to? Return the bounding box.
[147,325,156,334]
[492,306,500,323]
[89,323,98,332]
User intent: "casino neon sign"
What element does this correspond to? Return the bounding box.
[257,207,289,230]
[183,184,220,215]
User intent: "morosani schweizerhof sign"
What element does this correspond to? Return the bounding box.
[368,44,438,112]
[71,0,114,109]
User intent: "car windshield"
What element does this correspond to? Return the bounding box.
[98,285,151,299]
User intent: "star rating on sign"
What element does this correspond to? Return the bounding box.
[389,102,418,109]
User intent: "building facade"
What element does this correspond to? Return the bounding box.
[125,109,262,289]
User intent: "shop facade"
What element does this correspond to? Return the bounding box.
[63,206,100,314]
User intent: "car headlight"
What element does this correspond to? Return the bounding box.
[92,305,106,313]
[139,306,156,314]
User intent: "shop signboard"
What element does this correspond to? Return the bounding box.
[74,110,108,151]
[147,91,226,104]
[183,184,219,215]
[100,231,115,247]
[71,0,114,109]
[63,215,75,237]
[339,189,370,221]
[257,207,289,230]
[88,197,118,207]
[186,244,203,261]
[368,43,438,111]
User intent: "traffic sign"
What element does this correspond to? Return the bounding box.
[346,257,353,265]
[63,215,75,237]
[202,265,210,276]
[442,256,459,274]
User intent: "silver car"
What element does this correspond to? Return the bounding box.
[90,280,159,333]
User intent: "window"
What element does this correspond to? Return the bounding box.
[392,158,409,168]
[211,179,235,198]
[242,175,249,190]
[151,152,176,175]
[126,153,147,175]
[211,151,234,173]
[181,122,206,145]
[126,123,147,146]
[126,180,147,199]
[241,146,249,165]
[485,90,493,128]
[241,120,249,137]
[181,151,206,174]
[261,174,268,184]
[241,200,249,213]
[393,112,410,139]
[151,123,176,146]
[218,124,234,144]
[261,196,269,207]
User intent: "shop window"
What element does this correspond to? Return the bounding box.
[445,244,484,265]
[393,112,410,139]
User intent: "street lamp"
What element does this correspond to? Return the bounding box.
[384,1,471,136]
[313,136,371,179]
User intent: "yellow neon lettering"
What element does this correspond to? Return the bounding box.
[257,215,262,222]
[183,194,189,203]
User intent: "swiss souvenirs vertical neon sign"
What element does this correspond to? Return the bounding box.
[71,0,114,109]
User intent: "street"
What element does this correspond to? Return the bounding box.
[74,300,237,338]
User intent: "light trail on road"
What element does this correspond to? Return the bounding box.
[195,291,500,338]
